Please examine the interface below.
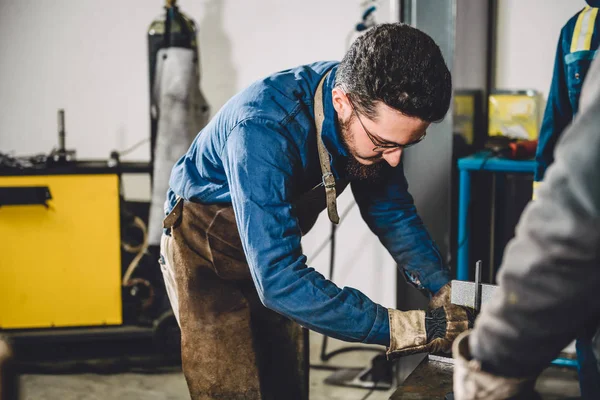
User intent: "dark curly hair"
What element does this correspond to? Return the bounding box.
[336,23,452,123]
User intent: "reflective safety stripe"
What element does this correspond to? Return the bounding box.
[532,181,542,201]
[571,6,599,52]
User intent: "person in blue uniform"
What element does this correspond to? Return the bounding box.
[535,3,600,191]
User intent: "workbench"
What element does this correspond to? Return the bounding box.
[390,358,453,399]
[389,356,580,399]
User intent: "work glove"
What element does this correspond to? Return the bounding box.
[453,331,541,400]
[386,304,475,359]
[428,281,452,310]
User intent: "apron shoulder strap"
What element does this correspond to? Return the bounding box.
[314,71,340,224]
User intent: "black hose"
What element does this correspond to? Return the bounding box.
[318,222,385,362]
[319,222,337,362]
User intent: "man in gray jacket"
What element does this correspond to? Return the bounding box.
[452,55,600,398]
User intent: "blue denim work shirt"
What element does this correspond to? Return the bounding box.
[535,6,600,181]
[166,61,450,346]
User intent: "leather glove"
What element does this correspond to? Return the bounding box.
[428,281,452,310]
[453,331,541,400]
[386,304,475,359]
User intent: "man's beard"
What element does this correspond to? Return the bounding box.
[338,114,386,181]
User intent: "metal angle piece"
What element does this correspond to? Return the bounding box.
[450,280,498,309]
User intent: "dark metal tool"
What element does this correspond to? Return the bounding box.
[443,260,484,400]
[474,260,482,313]
[49,109,76,164]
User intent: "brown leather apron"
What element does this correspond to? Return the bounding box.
[162,71,346,400]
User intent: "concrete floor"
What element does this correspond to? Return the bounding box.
[19,332,580,400]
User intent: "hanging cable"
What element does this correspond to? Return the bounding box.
[306,200,356,263]
[317,203,384,363]
[117,138,150,157]
[122,216,149,285]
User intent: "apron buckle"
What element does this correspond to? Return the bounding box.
[322,172,335,189]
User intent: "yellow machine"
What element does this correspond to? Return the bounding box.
[0,106,179,368]
[0,161,181,367]
[0,173,122,329]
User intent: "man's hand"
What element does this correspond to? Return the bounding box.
[425,304,476,353]
[452,332,541,400]
[429,282,452,310]
[386,304,475,359]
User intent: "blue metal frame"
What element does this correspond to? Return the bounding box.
[456,152,576,369]
[456,152,535,280]
[551,358,579,368]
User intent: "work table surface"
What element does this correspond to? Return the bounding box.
[390,357,580,400]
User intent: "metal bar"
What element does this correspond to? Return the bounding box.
[57,109,65,152]
[4,326,154,344]
[451,280,497,308]
[411,0,418,26]
[489,174,497,278]
[474,261,482,312]
[452,280,578,370]
[457,169,471,280]
[457,156,536,173]
[551,358,578,368]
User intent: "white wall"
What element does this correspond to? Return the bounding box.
[495,0,587,96]
[2,0,589,314]
[0,0,398,308]
[454,0,488,89]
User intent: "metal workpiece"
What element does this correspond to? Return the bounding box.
[389,359,453,399]
[474,260,482,312]
[450,280,498,309]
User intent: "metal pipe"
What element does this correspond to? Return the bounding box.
[57,109,65,152]
[551,357,578,369]
[457,169,471,280]
[320,222,337,362]
[410,0,418,26]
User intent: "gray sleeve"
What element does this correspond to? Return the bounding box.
[469,56,600,377]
